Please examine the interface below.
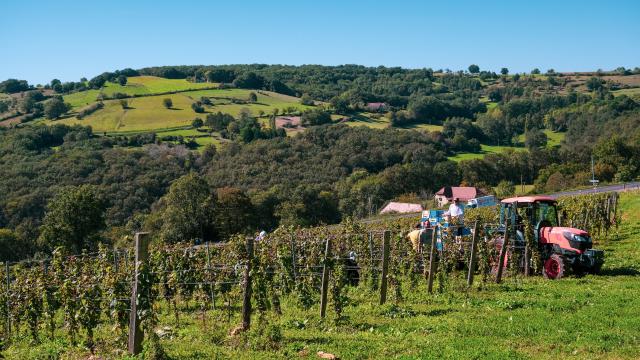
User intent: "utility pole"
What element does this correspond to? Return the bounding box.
[589,155,599,189]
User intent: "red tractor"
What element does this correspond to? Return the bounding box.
[494,196,604,279]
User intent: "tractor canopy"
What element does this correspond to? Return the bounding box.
[499,196,559,229]
[501,195,556,205]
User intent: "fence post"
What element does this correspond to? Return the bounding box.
[128,232,150,356]
[368,232,378,290]
[524,236,530,277]
[496,222,510,284]
[291,235,297,285]
[427,226,438,293]
[205,241,216,309]
[379,230,391,305]
[241,236,254,331]
[467,221,479,286]
[113,247,119,274]
[4,262,10,340]
[320,238,331,318]
[612,193,619,230]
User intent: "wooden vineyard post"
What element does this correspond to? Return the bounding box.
[113,247,119,274]
[495,222,510,284]
[241,236,254,331]
[205,241,216,309]
[291,235,297,285]
[427,226,438,293]
[320,238,332,318]
[128,232,150,356]
[368,232,378,290]
[467,221,479,286]
[612,193,619,230]
[524,240,530,277]
[379,230,391,305]
[4,262,10,340]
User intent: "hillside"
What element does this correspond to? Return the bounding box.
[3,67,639,158]
[0,64,638,248]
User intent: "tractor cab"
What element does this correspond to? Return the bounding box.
[498,196,604,279]
[499,196,559,243]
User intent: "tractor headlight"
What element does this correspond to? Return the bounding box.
[563,232,592,251]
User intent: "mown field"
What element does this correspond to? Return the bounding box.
[62,76,217,109]
[6,191,639,360]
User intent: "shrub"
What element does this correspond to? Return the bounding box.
[494,180,515,198]
[300,109,331,126]
[110,92,128,99]
[191,102,204,113]
[76,102,104,119]
[192,118,204,128]
[300,93,314,106]
[44,97,71,119]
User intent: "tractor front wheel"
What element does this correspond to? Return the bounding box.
[588,264,602,275]
[543,254,565,279]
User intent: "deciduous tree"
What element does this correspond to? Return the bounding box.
[159,173,216,243]
[44,97,70,119]
[38,185,106,253]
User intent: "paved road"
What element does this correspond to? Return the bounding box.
[547,182,640,199]
[359,182,640,225]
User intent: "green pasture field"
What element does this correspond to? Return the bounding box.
[7,191,640,359]
[105,126,225,149]
[51,88,311,133]
[451,130,565,162]
[449,144,523,162]
[515,130,565,148]
[479,96,499,110]
[343,114,389,129]
[544,129,564,147]
[344,114,444,133]
[63,76,216,109]
[398,122,444,132]
[612,87,640,98]
[153,127,225,148]
[63,89,102,108]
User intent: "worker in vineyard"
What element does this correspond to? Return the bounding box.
[445,198,464,238]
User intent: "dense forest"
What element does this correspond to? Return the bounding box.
[0,64,639,260]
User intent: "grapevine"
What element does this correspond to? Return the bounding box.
[0,191,621,354]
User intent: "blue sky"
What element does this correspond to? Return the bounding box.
[1,0,638,84]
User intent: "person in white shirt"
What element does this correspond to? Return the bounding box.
[444,198,464,237]
[445,198,464,220]
[255,230,266,242]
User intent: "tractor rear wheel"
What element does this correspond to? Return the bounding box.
[543,254,565,279]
